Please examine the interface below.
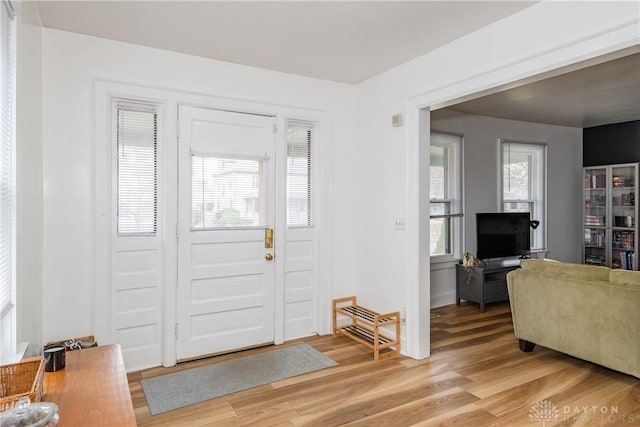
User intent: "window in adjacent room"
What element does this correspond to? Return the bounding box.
[116,103,158,235]
[0,0,15,359]
[430,132,463,258]
[286,120,313,227]
[500,140,546,250]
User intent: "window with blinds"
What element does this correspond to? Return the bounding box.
[0,0,15,322]
[501,140,546,249]
[286,121,312,227]
[430,132,462,257]
[191,155,264,229]
[116,105,158,235]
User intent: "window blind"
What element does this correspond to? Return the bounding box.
[116,105,158,235]
[0,0,14,319]
[429,143,449,202]
[429,132,461,218]
[286,121,312,227]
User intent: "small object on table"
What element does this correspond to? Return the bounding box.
[0,396,59,426]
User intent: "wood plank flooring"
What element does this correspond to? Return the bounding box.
[128,302,640,426]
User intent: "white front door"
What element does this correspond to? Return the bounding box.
[177,106,276,360]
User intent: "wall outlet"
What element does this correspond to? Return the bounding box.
[394,218,406,230]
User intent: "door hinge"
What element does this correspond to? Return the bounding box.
[176,223,180,240]
[272,123,277,134]
[175,323,179,340]
[176,121,181,138]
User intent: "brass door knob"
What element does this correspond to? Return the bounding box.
[265,253,274,261]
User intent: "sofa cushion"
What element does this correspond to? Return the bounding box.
[610,269,640,287]
[519,259,610,281]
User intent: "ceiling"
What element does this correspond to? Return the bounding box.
[442,51,640,128]
[35,1,536,84]
[34,1,639,128]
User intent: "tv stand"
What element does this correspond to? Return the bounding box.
[455,262,520,312]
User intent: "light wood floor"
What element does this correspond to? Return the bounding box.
[128,302,640,426]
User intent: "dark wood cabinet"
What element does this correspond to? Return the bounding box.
[455,263,519,312]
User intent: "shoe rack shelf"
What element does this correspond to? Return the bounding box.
[332,296,401,361]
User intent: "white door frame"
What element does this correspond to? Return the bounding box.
[94,81,331,369]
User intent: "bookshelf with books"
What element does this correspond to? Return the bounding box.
[583,163,639,270]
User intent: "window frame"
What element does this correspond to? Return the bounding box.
[499,139,547,251]
[429,131,463,261]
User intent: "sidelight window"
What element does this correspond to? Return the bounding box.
[286,121,313,227]
[116,104,158,235]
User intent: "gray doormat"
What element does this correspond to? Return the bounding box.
[141,343,338,415]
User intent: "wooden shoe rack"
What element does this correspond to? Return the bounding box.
[332,296,401,361]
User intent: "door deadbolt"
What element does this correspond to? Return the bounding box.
[265,228,274,248]
[265,253,274,261]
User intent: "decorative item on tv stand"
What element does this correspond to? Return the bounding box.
[461,251,482,285]
[583,163,639,270]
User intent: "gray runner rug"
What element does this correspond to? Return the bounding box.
[141,343,338,415]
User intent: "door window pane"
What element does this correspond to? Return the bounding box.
[191,156,264,229]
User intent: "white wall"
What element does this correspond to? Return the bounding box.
[40,28,357,344]
[16,0,43,356]
[36,1,639,359]
[354,1,639,357]
[429,110,584,308]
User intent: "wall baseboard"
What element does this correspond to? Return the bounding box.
[430,293,456,309]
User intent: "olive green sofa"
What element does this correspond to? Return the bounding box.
[506,259,640,378]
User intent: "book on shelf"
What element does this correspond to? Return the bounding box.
[585,215,605,226]
[586,174,606,189]
[585,254,605,265]
[585,229,605,247]
[613,231,634,250]
[618,250,636,270]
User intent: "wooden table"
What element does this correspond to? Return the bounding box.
[43,344,136,426]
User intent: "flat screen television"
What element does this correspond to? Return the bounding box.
[476,212,531,260]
